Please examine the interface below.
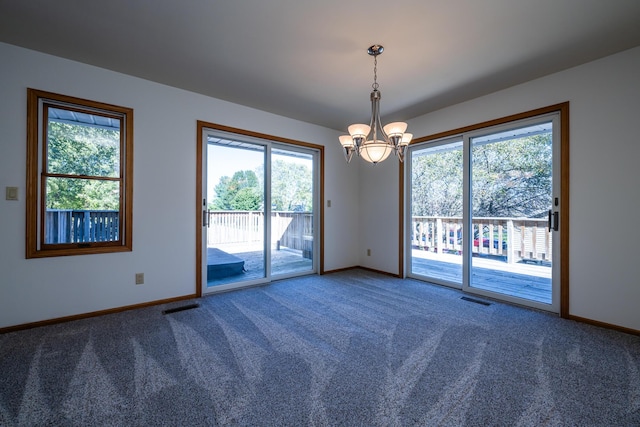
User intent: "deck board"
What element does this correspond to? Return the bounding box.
[206,245,553,305]
[411,253,551,304]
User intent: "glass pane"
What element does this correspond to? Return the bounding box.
[47,107,120,177]
[410,141,463,285]
[206,141,266,287]
[271,148,314,276]
[44,177,120,244]
[471,122,553,304]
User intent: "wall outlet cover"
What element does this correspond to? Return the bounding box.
[6,187,18,201]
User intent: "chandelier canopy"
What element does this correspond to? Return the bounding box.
[339,45,412,164]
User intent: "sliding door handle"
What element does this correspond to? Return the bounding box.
[202,210,209,227]
[548,210,559,232]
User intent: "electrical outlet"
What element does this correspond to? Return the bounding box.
[367,249,371,256]
[135,273,144,285]
[327,200,331,207]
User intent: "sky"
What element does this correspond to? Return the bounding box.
[206,143,312,202]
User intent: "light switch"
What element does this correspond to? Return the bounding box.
[6,187,18,201]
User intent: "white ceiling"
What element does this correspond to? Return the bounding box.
[1,0,640,131]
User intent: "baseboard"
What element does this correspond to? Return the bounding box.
[567,314,640,336]
[0,294,198,334]
[323,265,401,278]
[324,267,638,336]
[323,266,360,275]
[3,276,637,338]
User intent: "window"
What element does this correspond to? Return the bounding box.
[26,89,133,258]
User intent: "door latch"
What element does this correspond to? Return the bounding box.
[548,210,559,231]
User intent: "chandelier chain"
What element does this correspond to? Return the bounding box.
[372,55,379,91]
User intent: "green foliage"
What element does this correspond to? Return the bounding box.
[211,170,263,210]
[412,148,463,217]
[270,159,312,211]
[46,121,120,210]
[412,134,552,219]
[210,159,312,212]
[231,187,262,210]
[472,134,551,218]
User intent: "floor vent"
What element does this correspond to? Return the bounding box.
[163,303,200,315]
[461,296,491,306]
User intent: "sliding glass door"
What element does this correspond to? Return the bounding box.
[407,111,562,312]
[469,121,554,305]
[206,140,266,287]
[409,139,463,286]
[201,128,319,293]
[270,147,315,276]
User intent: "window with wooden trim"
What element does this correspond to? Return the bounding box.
[26,89,133,258]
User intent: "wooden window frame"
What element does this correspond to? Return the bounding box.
[26,89,134,258]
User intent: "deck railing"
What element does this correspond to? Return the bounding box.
[207,210,313,258]
[45,210,547,263]
[411,216,551,263]
[45,210,119,243]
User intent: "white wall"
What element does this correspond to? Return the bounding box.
[3,42,639,332]
[361,46,640,331]
[358,158,400,272]
[0,42,360,329]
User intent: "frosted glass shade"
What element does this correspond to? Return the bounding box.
[383,121,407,136]
[339,135,354,147]
[359,141,393,164]
[400,133,413,146]
[348,124,371,138]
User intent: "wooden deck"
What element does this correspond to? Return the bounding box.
[411,250,551,304]
[207,245,552,305]
[206,243,313,287]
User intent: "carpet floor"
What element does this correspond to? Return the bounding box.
[1,269,639,426]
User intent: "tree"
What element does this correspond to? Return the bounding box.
[411,133,552,219]
[412,147,463,217]
[212,160,313,212]
[46,121,120,210]
[472,134,551,218]
[211,170,262,210]
[270,159,312,211]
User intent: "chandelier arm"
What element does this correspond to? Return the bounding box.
[368,93,376,144]
[369,90,389,142]
[368,94,375,136]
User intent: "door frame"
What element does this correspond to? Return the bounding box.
[401,103,569,317]
[196,121,325,297]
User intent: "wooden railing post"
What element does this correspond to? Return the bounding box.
[82,211,90,242]
[520,221,526,260]
[435,218,443,254]
[531,222,538,259]
[507,220,514,264]
[545,223,552,262]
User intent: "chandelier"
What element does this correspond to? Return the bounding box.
[339,45,412,164]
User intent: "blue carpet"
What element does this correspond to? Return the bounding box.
[1,269,639,425]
